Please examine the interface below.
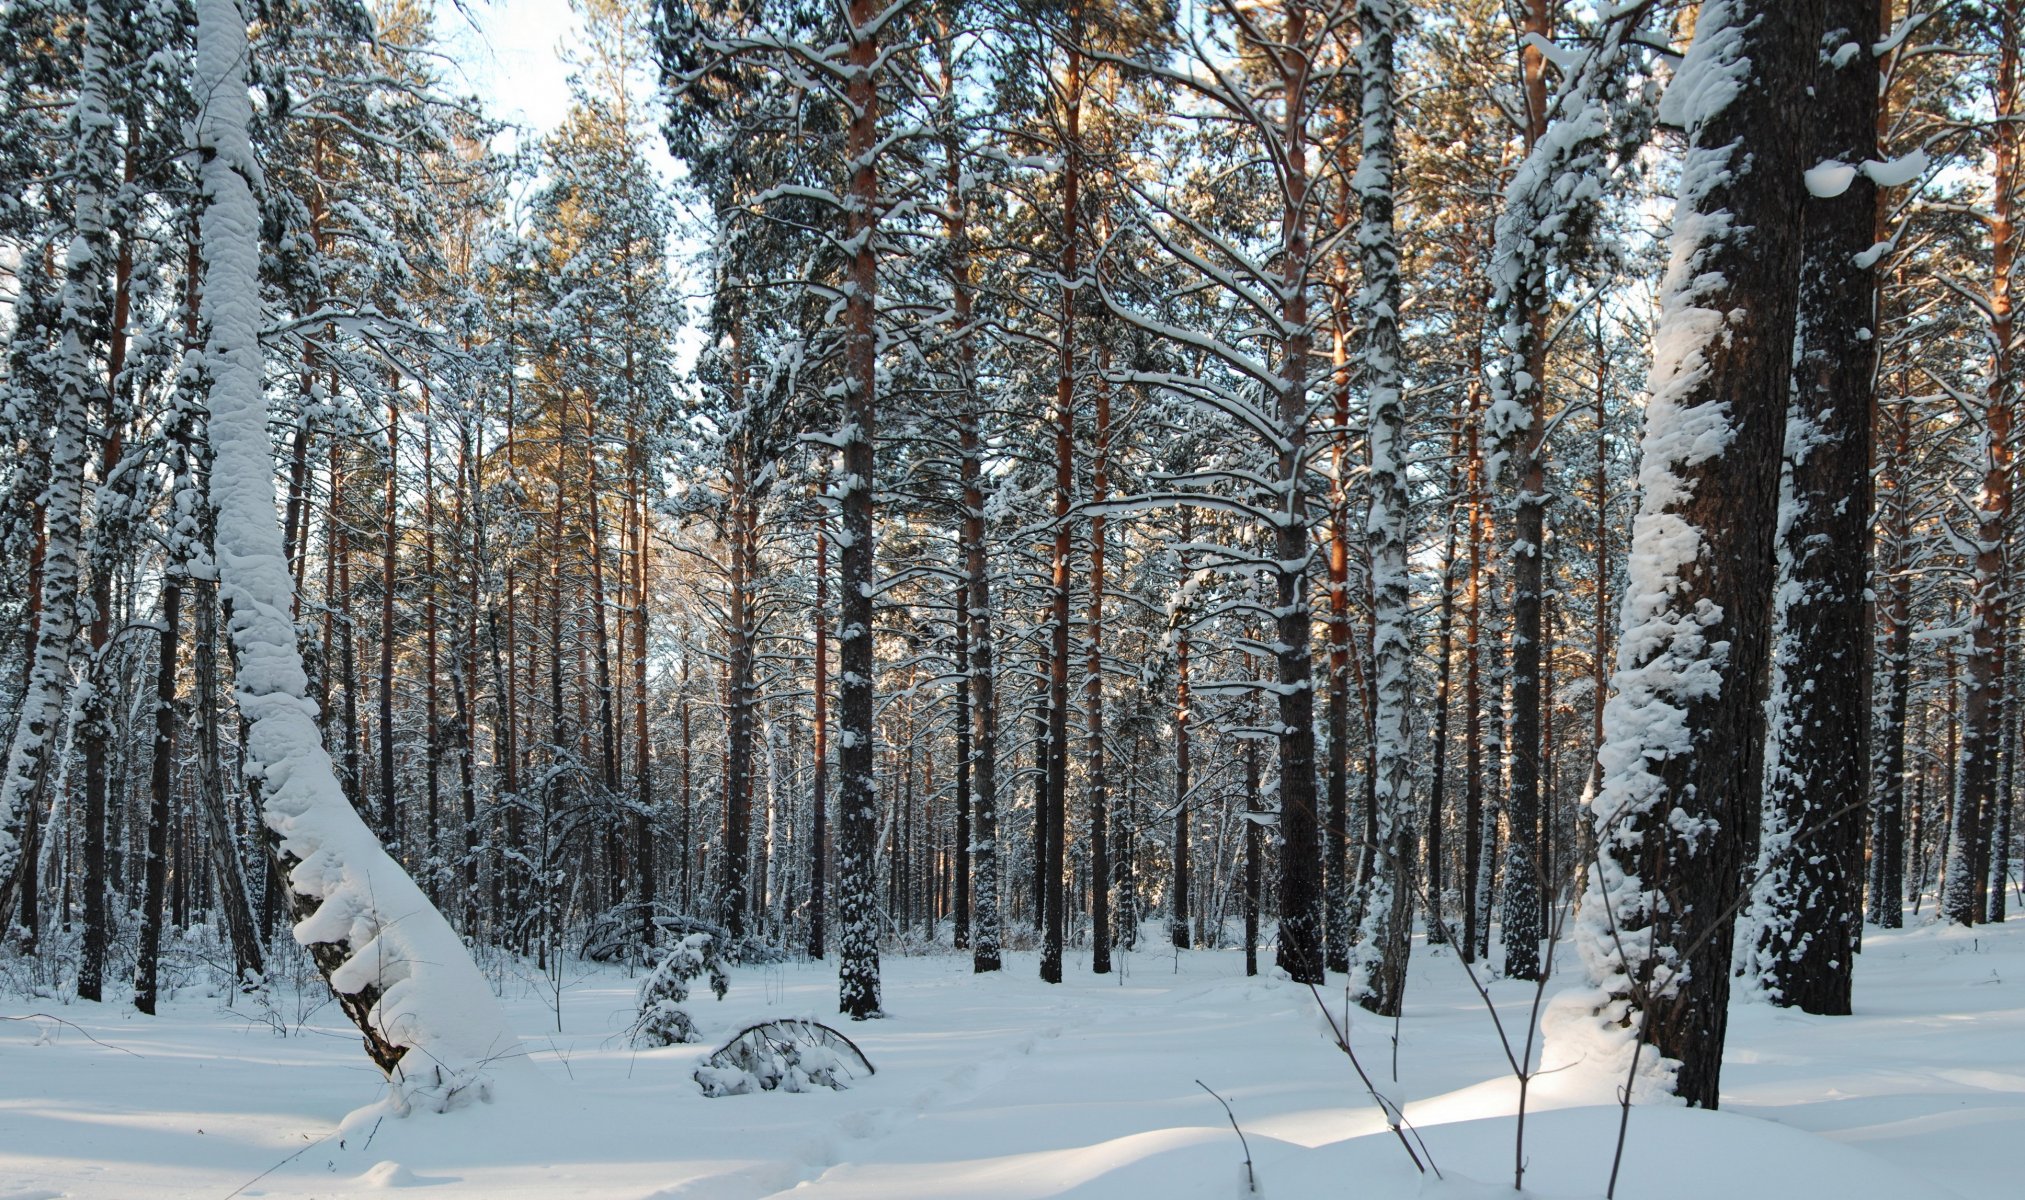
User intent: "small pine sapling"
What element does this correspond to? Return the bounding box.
[629,934,730,1048]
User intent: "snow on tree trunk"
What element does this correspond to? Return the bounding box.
[1349,0,1414,1016]
[0,0,113,922]
[1269,1,1324,986]
[1485,0,1663,984]
[835,0,884,1021]
[190,0,522,1108]
[1869,401,1914,928]
[1945,2,2018,928]
[1561,0,1820,1110]
[1748,0,1878,1015]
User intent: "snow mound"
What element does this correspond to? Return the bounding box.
[357,1161,416,1188]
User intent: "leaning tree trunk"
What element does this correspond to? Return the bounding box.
[191,0,520,1105]
[1572,0,1821,1110]
[1752,0,1878,1014]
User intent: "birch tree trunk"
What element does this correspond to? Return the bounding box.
[1350,0,1415,1015]
[192,0,521,1103]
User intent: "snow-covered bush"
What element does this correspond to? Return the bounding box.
[628,934,729,1048]
[694,1019,874,1097]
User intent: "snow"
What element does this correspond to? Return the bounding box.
[3,918,2020,1198]
[1864,149,1929,188]
[1805,160,1858,198]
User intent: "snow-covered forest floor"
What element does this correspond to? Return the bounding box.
[3,914,2019,1199]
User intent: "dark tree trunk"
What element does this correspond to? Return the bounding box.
[1757,0,1878,1014]
[1948,3,2018,927]
[810,526,829,959]
[836,0,884,1019]
[1041,41,1082,987]
[135,559,180,1015]
[1585,0,1822,1110]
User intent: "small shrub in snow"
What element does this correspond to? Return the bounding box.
[629,935,729,1048]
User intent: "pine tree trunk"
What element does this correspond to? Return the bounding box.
[1495,0,1555,986]
[963,398,1002,973]
[1270,2,1324,985]
[1577,0,1821,1109]
[1868,404,1912,928]
[136,563,179,1016]
[724,434,756,940]
[1087,358,1111,975]
[380,393,400,854]
[1755,0,1878,1013]
[1040,40,1082,987]
[1172,526,1192,950]
[836,0,884,1019]
[1947,2,2018,928]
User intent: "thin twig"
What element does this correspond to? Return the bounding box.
[1307,983,1439,1178]
[1195,1079,1256,1193]
[1,1012,145,1058]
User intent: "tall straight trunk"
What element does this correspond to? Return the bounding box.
[1947,3,2018,927]
[191,0,514,1097]
[724,433,756,939]
[1590,310,1611,809]
[1172,515,1193,950]
[1427,446,1462,943]
[1325,140,1355,976]
[136,565,179,1015]
[810,525,830,958]
[962,403,1001,973]
[630,422,654,939]
[680,662,694,910]
[1244,680,1262,978]
[583,398,620,808]
[0,0,113,928]
[79,126,139,1001]
[422,390,441,897]
[1754,0,1878,1013]
[455,418,480,919]
[1270,2,1324,985]
[1870,401,1913,927]
[1041,36,1083,987]
[836,0,884,1019]
[1578,0,1821,1109]
[1496,0,1555,984]
[1087,354,1111,974]
[955,579,972,950]
[1351,0,1414,1013]
[1462,387,1487,962]
[379,393,399,852]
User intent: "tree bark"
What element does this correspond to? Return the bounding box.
[1578,0,1822,1109]
[1755,0,1879,1013]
